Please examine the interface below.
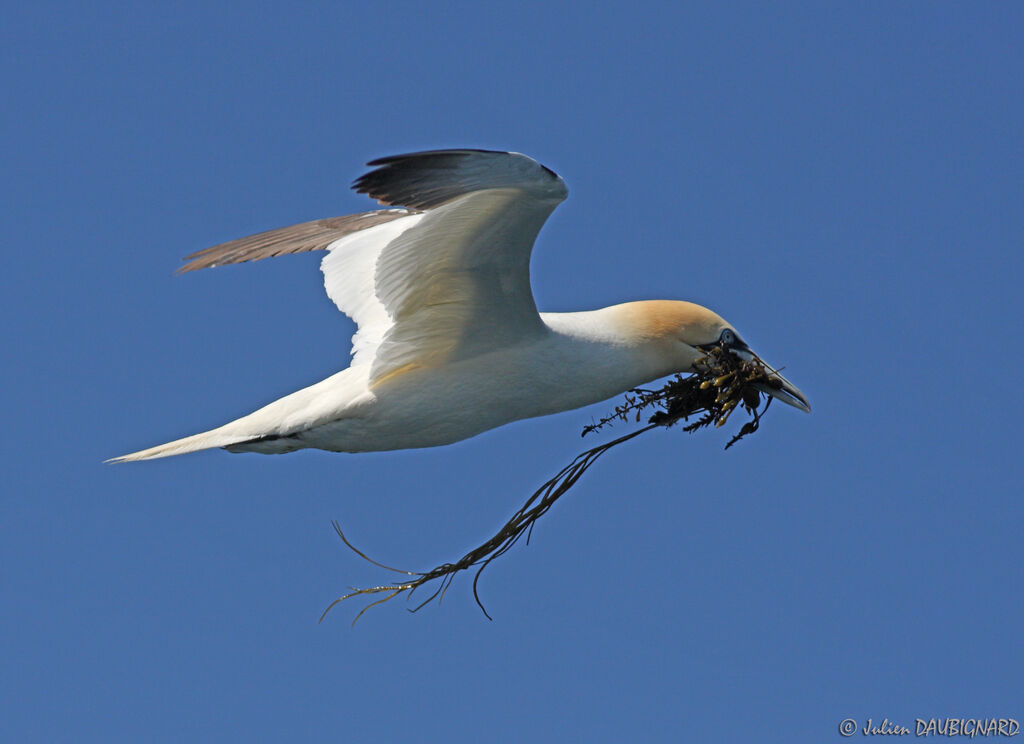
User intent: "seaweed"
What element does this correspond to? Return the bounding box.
[321,346,779,625]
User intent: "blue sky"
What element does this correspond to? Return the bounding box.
[3,2,1022,742]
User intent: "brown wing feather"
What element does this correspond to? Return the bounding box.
[177,209,416,273]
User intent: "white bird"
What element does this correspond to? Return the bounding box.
[111,149,808,463]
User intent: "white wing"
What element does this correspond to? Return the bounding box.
[178,149,569,384]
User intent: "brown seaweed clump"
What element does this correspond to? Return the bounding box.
[322,347,779,624]
[582,345,776,448]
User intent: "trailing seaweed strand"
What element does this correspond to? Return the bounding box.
[322,347,780,623]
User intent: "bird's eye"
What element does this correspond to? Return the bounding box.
[720,329,736,346]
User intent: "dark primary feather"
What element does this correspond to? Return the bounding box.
[353,148,564,210]
[177,210,414,273]
[353,149,496,210]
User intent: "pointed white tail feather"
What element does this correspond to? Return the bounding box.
[110,367,370,463]
[106,426,255,463]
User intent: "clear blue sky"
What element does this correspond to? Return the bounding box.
[3,3,1022,742]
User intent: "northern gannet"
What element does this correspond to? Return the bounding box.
[111,149,809,462]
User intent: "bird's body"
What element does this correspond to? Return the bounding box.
[112,150,808,463]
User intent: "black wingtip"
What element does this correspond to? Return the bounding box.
[351,150,497,209]
[351,149,565,209]
[364,148,506,168]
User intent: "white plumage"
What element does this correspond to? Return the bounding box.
[110,149,808,463]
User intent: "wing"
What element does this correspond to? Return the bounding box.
[353,150,568,384]
[177,209,416,273]
[177,149,569,383]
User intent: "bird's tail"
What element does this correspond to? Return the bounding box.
[108,368,362,463]
[106,425,254,463]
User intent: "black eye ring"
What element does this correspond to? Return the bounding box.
[721,329,736,346]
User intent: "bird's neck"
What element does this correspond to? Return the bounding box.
[535,308,697,408]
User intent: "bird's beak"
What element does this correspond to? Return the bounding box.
[734,349,811,413]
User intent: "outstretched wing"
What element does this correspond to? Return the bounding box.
[351,150,568,383]
[178,149,569,384]
[177,210,416,273]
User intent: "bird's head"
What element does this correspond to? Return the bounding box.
[616,300,811,413]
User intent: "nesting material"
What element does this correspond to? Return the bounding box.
[322,347,780,624]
